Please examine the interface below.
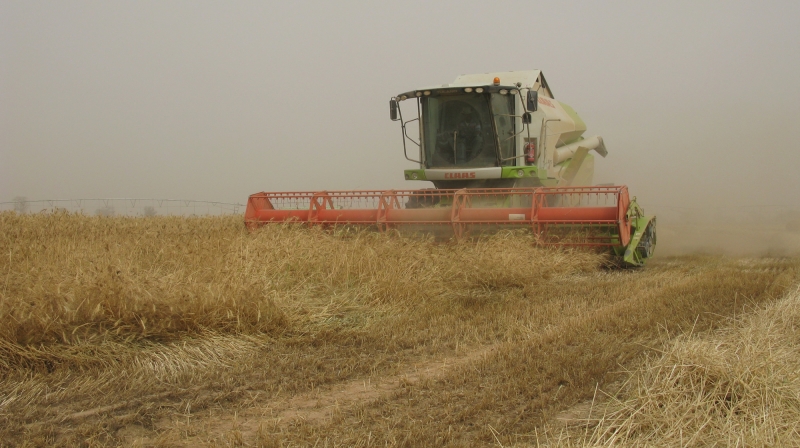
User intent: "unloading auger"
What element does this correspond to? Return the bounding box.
[245,71,656,266]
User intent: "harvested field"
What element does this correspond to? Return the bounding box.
[1,212,799,446]
[538,285,800,446]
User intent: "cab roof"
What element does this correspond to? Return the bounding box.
[395,70,554,101]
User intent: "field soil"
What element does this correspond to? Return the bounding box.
[1,213,798,446]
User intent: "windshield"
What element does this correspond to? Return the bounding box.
[421,94,496,168]
[421,93,516,168]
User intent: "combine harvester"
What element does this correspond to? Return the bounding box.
[246,71,656,266]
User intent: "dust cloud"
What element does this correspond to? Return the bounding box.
[2,1,799,257]
[655,210,800,257]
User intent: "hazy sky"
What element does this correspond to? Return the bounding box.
[2,1,799,212]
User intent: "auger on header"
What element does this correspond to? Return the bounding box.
[246,71,656,266]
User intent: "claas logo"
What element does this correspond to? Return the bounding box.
[538,97,555,108]
[444,172,477,179]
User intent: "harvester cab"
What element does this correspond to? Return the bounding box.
[245,70,656,267]
[391,71,608,190]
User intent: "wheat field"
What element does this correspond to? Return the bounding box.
[1,211,798,446]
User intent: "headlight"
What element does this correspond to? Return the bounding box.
[499,89,509,95]
[464,87,473,93]
[415,91,422,97]
[475,87,484,93]
[516,169,524,178]
[399,95,408,101]
[423,90,431,96]
[411,172,419,180]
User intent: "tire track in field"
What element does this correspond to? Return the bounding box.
[170,272,700,444]
[141,261,775,445]
[190,343,501,441]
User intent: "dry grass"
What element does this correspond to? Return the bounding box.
[538,285,800,447]
[0,212,599,444]
[1,211,596,348]
[1,211,798,446]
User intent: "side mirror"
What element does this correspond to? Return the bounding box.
[527,90,538,112]
[390,99,399,121]
[522,112,532,124]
